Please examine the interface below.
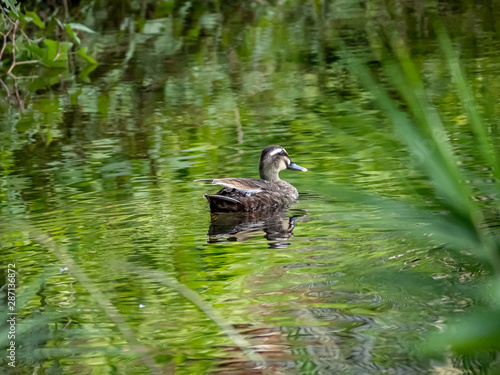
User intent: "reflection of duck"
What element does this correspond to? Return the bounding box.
[195,145,307,212]
[207,209,307,249]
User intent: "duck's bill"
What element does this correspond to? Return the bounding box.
[288,161,308,172]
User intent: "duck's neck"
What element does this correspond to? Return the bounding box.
[259,166,281,182]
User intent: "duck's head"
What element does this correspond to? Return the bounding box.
[259,145,307,182]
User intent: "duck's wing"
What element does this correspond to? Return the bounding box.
[194,178,271,194]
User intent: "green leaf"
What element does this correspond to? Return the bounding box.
[65,24,81,44]
[426,310,500,354]
[78,63,98,82]
[42,40,73,68]
[76,47,98,65]
[25,11,45,29]
[4,0,19,17]
[68,23,96,34]
[8,8,19,19]
[25,43,44,58]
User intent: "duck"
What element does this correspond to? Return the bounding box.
[195,145,307,212]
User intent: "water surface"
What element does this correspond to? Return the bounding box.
[1,2,499,374]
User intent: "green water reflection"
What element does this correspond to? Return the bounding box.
[1,1,499,374]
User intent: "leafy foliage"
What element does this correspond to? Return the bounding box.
[0,0,97,106]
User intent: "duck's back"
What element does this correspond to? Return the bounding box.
[197,178,298,212]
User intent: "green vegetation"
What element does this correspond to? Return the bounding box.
[0,0,97,106]
[1,0,500,373]
[342,16,500,365]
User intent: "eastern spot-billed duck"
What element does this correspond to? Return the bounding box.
[195,145,307,212]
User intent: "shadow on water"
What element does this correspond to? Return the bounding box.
[206,208,308,249]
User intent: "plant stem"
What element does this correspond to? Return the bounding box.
[0,78,10,96]
[0,27,12,61]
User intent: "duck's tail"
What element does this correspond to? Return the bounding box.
[203,194,244,212]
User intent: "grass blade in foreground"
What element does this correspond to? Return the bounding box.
[337,20,500,359]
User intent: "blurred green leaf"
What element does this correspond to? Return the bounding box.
[8,8,19,19]
[435,20,500,188]
[68,23,95,34]
[3,0,19,17]
[76,47,98,65]
[25,43,44,59]
[65,23,81,44]
[427,310,500,354]
[78,62,98,82]
[42,40,72,68]
[25,11,45,29]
